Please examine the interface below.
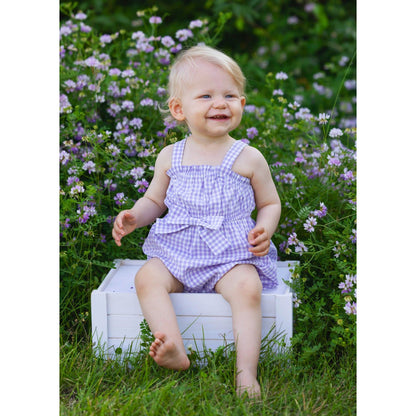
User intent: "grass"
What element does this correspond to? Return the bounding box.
[60,332,356,415]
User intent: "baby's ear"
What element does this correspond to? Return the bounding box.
[168,97,186,121]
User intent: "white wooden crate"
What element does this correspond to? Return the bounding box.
[91,259,298,358]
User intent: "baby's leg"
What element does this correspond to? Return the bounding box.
[215,264,263,398]
[135,258,190,370]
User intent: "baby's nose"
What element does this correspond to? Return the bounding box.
[213,97,226,108]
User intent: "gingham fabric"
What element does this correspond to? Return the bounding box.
[142,138,278,292]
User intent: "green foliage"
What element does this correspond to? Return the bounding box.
[61,332,356,414]
[64,0,356,115]
[60,5,356,365]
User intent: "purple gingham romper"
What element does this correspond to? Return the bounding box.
[142,138,278,293]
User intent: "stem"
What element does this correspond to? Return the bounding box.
[323,50,356,140]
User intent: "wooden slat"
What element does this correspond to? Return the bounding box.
[91,290,108,348]
[107,314,277,340]
[106,292,277,317]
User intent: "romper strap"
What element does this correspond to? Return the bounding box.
[221,140,247,169]
[171,138,186,169]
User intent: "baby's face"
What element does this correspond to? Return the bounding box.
[170,60,246,140]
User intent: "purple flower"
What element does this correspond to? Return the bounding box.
[84,204,97,217]
[80,23,92,33]
[317,113,330,124]
[135,179,149,193]
[64,80,76,92]
[60,150,71,165]
[62,218,71,229]
[340,168,355,183]
[329,128,343,138]
[338,281,352,294]
[170,44,182,54]
[295,242,308,255]
[121,69,135,78]
[149,16,162,24]
[60,94,72,114]
[346,274,357,284]
[107,103,121,117]
[104,179,117,192]
[288,232,299,246]
[107,144,120,156]
[100,34,112,45]
[293,294,302,308]
[350,229,357,244]
[287,16,299,25]
[130,167,145,180]
[60,25,73,37]
[67,176,79,186]
[140,98,154,107]
[303,216,317,233]
[136,40,154,53]
[114,192,127,206]
[109,68,121,77]
[313,202,327,218]
[78,213,90,224]
[295,151,306,163]
[275,172,296,184]
[132,31,145,40]
[344,80,356,90]
[121,100,134,112]
[161,36,175,48]
[189,20,204,29]
[246,127,258,139]
[84,56,100,68]
[344,302,357,315]
[175,29,193,42]
[295,108,313,121]
[124,135,136,148]
[275,71,288,80]
[327,155,341,167]
[157,87,167,97]
[82,161,96,173]
[129,118,143,130]
[75,12,87,20]
[70,184,85,196]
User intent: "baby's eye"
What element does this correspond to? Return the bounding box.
[225,94,236,99]
[200,94,211,99]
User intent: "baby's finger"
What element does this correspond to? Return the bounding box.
[249,236,270,255]
[250,231,267,246]
[249,245,269,257]
[112,221,124,237]
[112,229,122,246]
[248,228,260,244]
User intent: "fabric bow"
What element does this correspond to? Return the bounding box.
[154,214,230,255]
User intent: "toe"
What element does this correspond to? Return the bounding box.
[153,331,166,342]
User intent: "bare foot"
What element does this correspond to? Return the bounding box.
[149,331,190,371]
[236,371,261,399]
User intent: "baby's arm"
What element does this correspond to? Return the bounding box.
[112,145,173,246]
[242,147,281,256]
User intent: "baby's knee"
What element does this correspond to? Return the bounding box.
[134,258,183,295]
[134,267,151,294]
[236,273,263,306]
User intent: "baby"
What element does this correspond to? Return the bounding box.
[112,45,281,398]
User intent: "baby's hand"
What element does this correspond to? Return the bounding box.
[112,210,137,246]
[248,226,271,257]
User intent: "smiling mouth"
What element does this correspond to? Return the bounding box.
[209,115,229,120]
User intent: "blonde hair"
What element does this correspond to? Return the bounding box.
[162,45,246,125]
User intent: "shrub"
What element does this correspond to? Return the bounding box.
[60,8,356,362]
